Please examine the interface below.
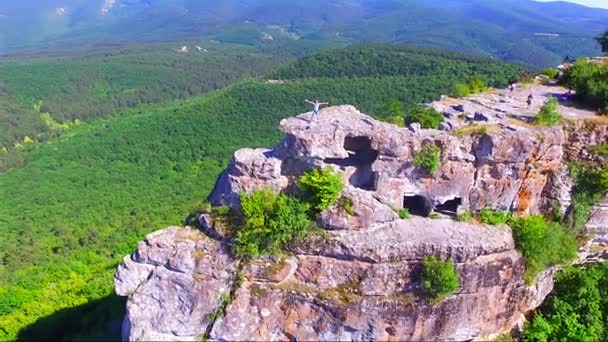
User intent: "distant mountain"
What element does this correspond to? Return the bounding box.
[1,0,607,67]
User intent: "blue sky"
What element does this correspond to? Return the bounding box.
[535,0,608,9]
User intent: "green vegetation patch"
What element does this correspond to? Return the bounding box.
[422,256,459,303]
[450,74,488,98]
[539,67,559,79]
[405,107,444,129]
[235,188,312,257]
[299,167,344,211]
[563,59,608,114]
[510,215,577,283]
[524,263,608,342]
[413,144,441,175]
[534,98,561,126]
[479,209,511,225]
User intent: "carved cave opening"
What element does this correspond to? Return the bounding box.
[434,198,462,216]
[325,136,379,190]
[403,195,434,217]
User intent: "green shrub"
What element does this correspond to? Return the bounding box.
[524,263,608,342]
[510,215,577,283]
[562,59,608,114]
[534,98,561,126]
[299,167,344,211]
[397,208,411,219]
[235,188,311,257]
[540,68,559,79]
[413,144,441,175]
[422,256,459,302]
[382,116,405,127]
[450,82,471,98]
[385,98,405,117]
[467,74,487,93]
[404,107,444,129]
[337,196,354,215]
[479,209,511,225]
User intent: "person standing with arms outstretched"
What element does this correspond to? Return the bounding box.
[305,99,329,121]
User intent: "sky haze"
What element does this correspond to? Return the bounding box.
[535,0,608,9]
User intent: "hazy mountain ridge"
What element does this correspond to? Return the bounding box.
[1,0,606,67]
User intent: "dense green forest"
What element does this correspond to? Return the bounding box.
[0,43,287,150]
[0,45,522,339]
[563,59,608,114]
[524,263,608,341]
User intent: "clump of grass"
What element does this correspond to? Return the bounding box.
[397,208,411,219]
[479,209,511,225]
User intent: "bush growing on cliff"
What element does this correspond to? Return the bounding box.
[235,188,311,257]
[299,167,344,211]
[422,256,459,302]
[539,68,559,79]
[509,215,577,283]
[467,74,487,94]
[479,209,511,225]
[404,107,443,129]
[413,144,441,175]
[524,263,608,342]
[534,98,561,126]
[450,82,471,98]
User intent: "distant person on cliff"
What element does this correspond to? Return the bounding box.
[305,99,329,121]
[527,93,534,108]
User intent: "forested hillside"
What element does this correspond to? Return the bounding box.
[0,45,522,339]
[0,43,286,151]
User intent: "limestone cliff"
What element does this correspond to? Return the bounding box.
[115,104,607,341]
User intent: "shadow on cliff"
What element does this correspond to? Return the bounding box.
[17,294,125,341]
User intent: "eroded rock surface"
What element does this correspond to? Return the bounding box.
[212,105,569,221]
[115,227,237,341]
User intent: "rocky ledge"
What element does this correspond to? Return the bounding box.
[115,105,607,341]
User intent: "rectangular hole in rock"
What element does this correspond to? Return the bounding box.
[403,195,433,217]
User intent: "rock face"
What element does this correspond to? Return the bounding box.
[211,105,567,222]
[116,105,608,341]
[115,227,237,341]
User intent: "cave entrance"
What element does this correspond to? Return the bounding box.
[403,195,434,217]
[325,136,379,190]
[434,198,462,216]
